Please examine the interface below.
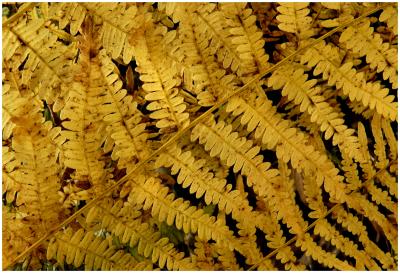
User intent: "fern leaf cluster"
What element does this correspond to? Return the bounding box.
[2,2,398,271]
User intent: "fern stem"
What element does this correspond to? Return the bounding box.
[4,3,390,270]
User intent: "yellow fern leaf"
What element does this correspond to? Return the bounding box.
[376,171,397,198]
[172,6,240,106]
[301,41,397,121]
[379,4,398,35]
[357,122,376,179]
[47,228,153,270]
[48,3,86,35]
[98,50,149,169]
[346,192,398,254]
[371,113,389,169]
[225,95,349,203]
[81,3,151,63]
[268,64,363,162]
[295,233,354,270]
[3,14,76,111]
[4,103,63,266]
[126,175,268,267]
[191,118,279,198]
[340,20,398,89]
[381,118,397,162]
[155,144,257,235]
[220,3,270,74]
[127,175,235,247]
[194,8,245,76]
[276,2,314,39]
[86,198,194,270]
[332,206,397,270]
[60,39,113,196]
[302,175,378,270]
[314,219,379,270]
[133,26,190,130]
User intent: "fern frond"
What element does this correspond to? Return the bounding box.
[381,118,397,162]
[3,14,76,111]
[98,50,150,169]
[214,243,241,270]
[268,64,363,162]
[60,37,113,196]
[302,174,378,270]
[2,85,29,140]
[48,3,86,35]
[191,118,280,198]
[3,3,396,270]
[3,207,33,267]
[314,219,379,270]
[301,40,397,121]
[364,181,397,215]
[194,8,245,76]
[133,25,190,130]
[379,4,398,35]
[86,198,194,270]
[156,141,300,268]
[255,209,302,270]
[276,3,314,39]
[191,119,317,241]
[2,147,19,204]
[295,233,354,270]
[11,120,62,228]
[191,240,218,270]
[225,95,348,203]
[3,99,63,266]
[127,175,234,247]
[47,228,153,270]
[341,152,362,192]
[126,175,270,267]
[371,113,389,169]
[220,3,270,75]
[172,5,240,106]
[340,20,398,89]
[346,192,397,254]
[357,122,376,179]
[376,170,397,198]
[332,206,397,270]
[156,144,249,215]
[318,3,359,28]
[82,3,151,64]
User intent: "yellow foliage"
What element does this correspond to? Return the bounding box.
[2,2,397,271]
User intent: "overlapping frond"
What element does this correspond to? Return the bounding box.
[3,12,76,111]
[379,4,398,35]
[60,30,113,197]
[98,50,149,168]
[340,20,398,89]
[171,4,239,106]
[220,3,270,75]
[86,198,194,270]
[2,99,63,266]
[301,40,397,121]
[225,95,349,202]
[47,228,153,270]
[276,3,314,39]
[133,25,190,130]
[127,175,234,247]
[268,64,363,162]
